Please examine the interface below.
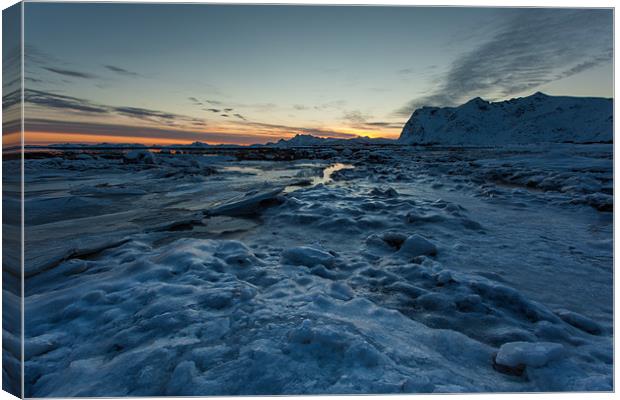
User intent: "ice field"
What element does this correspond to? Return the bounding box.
[6,142,613,395]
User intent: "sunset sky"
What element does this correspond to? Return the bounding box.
[13,4,614,145]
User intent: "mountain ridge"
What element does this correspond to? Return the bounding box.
[399,92,613,145]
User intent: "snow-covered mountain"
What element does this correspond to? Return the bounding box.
[267,134,392,147]
[399,92,613,146]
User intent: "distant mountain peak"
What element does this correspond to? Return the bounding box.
[399,92,612,146]
[466,96,488,104]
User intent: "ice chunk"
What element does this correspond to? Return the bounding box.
[281,246,335,267]
[344,341,383,367]
[206,188,284,217]
[199,291,234,310]
[435,270,454,285]
[25,334,62,360]
[555,310,603,335]
[365,231,407,250]
[328,282,354,301]
[397,234,437,257]
[214,240,257,266]
[405,211,445,224]
[495,341,565,369]
[416,292,454,311]
[288,319,314,344]
[166,361,199,395]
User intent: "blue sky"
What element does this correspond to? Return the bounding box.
[19,4,613,145]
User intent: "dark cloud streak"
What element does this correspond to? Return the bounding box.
[24,89,207,127]
[105,65,141,77]
[188,96,202,105]
[396,9,613,116]
[342,110,401,130]
[43,67,98,79]
[26,89,108,113]
[113,106,177,121]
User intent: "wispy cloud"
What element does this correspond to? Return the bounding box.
[554,50,613,81]
[43,67,99,79]
[342,110,371,125]
[362,122,403,129]
[397,68,415,75]
[25,46,141,86]
[199,100,276,114]
[395,9,613,116]
[2,89,21,110]
[22,89,359,142]
[24,44,62,68]
[341,110,402,131]
[25,77,44,83]
[26,89,108,113]
[105,65,141,77]
[24,89,207,127]
[314,100,346,111]
[188,97,202,105]
[113,106,178,122]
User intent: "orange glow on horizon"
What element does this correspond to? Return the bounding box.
[326,127,399,140]
[25,131,287,146]
[24,128,397,147]
[2,131,22,148]
[25,132,198,146]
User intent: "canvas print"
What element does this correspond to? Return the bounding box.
[2,2,614,397]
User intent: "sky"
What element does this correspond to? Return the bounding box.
[10,4,614,145]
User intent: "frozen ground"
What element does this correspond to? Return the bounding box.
[16,143,613,396]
